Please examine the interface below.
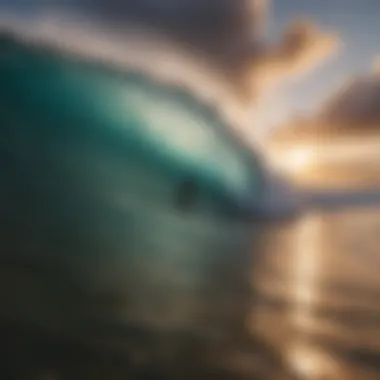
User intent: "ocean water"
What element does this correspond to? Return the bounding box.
[254,208,380,380]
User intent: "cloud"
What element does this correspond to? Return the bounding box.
[271,57,380,144]
[254,19,340,89]
[0,0,339,102]
[317,67,380,134]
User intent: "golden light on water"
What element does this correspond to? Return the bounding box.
[292,213,321,330]
[288,344,321,378]
[287,343,343,380]
[283,213,348,379]
[288,213,323,378]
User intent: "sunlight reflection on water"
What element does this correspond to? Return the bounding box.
[254,208,380,379]
[291,213,321,330]
[286,213,338,380]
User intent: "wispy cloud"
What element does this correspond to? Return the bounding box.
[254,19,340,89]
[0,1,339,103]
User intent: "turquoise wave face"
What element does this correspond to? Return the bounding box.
[0,34,265,333]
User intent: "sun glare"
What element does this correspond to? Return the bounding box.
[267,145,317,174]
[267,137,380,176]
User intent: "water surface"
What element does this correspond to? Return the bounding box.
[253,208,380,379]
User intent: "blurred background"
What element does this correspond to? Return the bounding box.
[2,1,380,379]
[256,2,380,379]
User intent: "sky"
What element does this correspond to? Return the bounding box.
[266,0,380,126]
[262,1,380,187]
[1,0,379,136]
